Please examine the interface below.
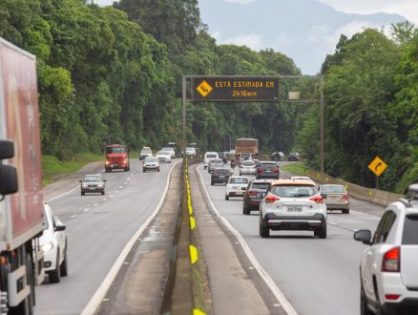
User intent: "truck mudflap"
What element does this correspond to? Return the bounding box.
[7,265,30,307]
[34,249,44,285]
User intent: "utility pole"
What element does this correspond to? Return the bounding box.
[319,75,325,173]
[182,76,187,152]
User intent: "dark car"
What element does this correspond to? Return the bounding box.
[256,161,280,179]
[80,174,106,196]
[288,152,300,161]
[211,168,231,185]
[242,179,271,215]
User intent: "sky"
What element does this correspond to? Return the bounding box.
[95,0,417,74]
[224,0,418,24]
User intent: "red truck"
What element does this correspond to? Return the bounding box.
[104,144,130,172]
[0,37,45,314]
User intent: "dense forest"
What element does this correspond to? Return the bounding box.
[1,0,418,192]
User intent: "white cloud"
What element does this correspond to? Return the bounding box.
[318,0,418,25]
[219,34,263,50]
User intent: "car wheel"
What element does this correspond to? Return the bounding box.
[225,194,229,200]
[315,225,327,239]
[243,205,250,215]
[158,168,160,172]
[259,219,270,238]
[60,245,68,277]
[101,190,105,195]
[49,252,61,283]
[360,283,373,315]
[81,191,85,196]
[143,169,146,173]
[342,209,350,214]
[211,181,214,186]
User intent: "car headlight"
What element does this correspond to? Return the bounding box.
[82,184,88,188]
[97,183,103,187]
[41,242,54,252]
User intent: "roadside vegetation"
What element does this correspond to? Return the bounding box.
[1,1,418,192]
[281,163,308,176]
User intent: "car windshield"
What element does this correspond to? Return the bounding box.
[271,185,316,198]
[84,175,101,182]
[230,177,249,184]
[106,146,126,153]
[145,157,157,162]
[260,163,276,168]
[206,154,217,159]
[321,185,345,193]
[141,148,152,154]
[214,169,229,175]
[210,159,223,163]
[252,183,270,190]
[242,161,255,166]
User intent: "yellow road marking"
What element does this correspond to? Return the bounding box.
[190,216,196,230]
[189,245,198,264]
[193,308,207,315]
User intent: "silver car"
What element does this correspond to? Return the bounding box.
[239,160,256,176]
[208,158,224,173]
[143,156,160,172]
[225,176,250,200]
[319,184,350,214]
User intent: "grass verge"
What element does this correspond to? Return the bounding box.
[281,162,309,176]
[42,153,102,186]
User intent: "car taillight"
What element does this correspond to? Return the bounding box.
[273,168,279,173]
[341,194,349,201]
[310,195,324,203]
[265,194,279,203]
[385,294,400,301]
[105,160,110,165]
[257,167,262,173]
[382,247,400,272]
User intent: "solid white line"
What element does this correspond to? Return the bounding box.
[197,166,298,315]
[80,160,180,315]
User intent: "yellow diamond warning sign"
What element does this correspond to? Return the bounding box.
[196,80,213,98]
[368,156,388,177]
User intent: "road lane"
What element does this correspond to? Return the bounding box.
[35,159,176,315]
[198,163,383,315]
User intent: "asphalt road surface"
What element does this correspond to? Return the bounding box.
[35,159,176,315]
[198,162,384,315]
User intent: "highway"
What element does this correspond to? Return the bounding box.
[35,159,176,315]
[197,162,384,315]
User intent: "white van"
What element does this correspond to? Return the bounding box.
[204,151,219,169]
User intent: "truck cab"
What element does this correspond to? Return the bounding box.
[104,144,130,172]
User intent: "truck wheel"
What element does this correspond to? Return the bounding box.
[342,209,350,214]
[81,191,85,196]
[143,169,146,173]
[60,246,68,277]
[49,252,61,283]
[101,190,105,195]
[225,194,229,200]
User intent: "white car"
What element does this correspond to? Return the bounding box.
[259,179,327,238]
[290,176,315,183]
[161,147,176,158]
[139,146,153,160]
[185,147,197,156]
[40,203,68,283]
[225,176,250,200]
[156,151,172,163]
[143,156,160,172]
[204,151,219,169]
[239,159,256,176]
[354,184,418,315]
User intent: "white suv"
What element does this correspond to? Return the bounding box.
[354,184,418,315]
[203,151,219,169]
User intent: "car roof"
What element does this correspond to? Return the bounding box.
[270,179,316,186]
[259,160,277,163]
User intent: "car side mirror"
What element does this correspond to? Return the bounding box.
[0,165,18,195]
[354,229,372,245]
[0,140,14,159]
[54,224,66,232]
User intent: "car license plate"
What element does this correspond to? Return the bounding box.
[265,170,271,173]
[288,206,302,212]
[219,175,225,179]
